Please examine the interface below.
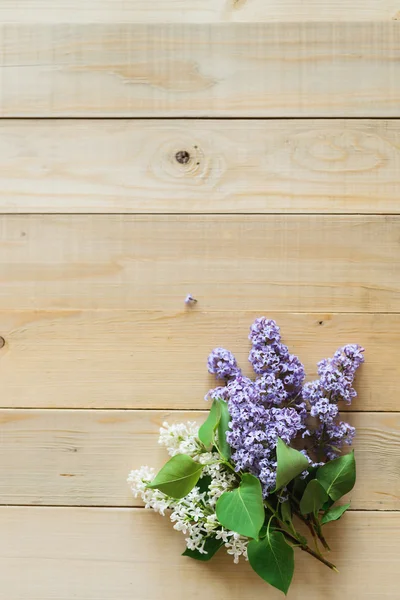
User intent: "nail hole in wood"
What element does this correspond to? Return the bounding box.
[175,150,190,164]
[318,321,324,326]
[0,337,5,348]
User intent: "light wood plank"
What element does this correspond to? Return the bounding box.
[0,1,399,22]
[3,119,400,214]
[0,311,397,410]
[0,508,398,599]
[0,215,399,312]
[1,23,400,117]
[0,410,397,510]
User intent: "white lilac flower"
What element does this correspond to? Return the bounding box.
[127,452,245,562]
[127,466,175,516]
[158,421,201,457]
[224,532,249,564]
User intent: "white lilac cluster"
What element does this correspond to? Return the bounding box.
[128,421,248,563]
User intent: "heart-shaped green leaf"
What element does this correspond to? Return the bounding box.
[216,473,264,539]
[248,530,294,595]
[300,479,329,515]
[217,399,231,460]
[321,502,351,525]
[198,400,221,450]
[182,536,224,561]
[316,451,356,501]
[275,438,309,491]
[147,454,203,499]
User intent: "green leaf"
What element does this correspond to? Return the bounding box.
[322,498,335,511]
[292,476,307,500]
[216,473,265,539]
[275,438,309,491]
[300,479,329,515]
[321,502,351,525]
[217,399,231,460]
[316,451,356,501]
[197,475,212,496]
[198,400,221,450]
[182,536,224,561]
[248,530,294,595]
[280,500,292,524]
[147,454,204,499]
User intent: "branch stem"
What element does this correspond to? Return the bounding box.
[282,531,338,572]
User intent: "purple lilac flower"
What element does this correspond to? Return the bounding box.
[184,293,197,305]
[224,375,306,496]
[204,386,230,403]
[249,346,282,375]
[249,317,281,347]
[303,343,364,460]
[204,319,363,494]
[248,317,305,400]
[310,399,339,424]
[314,421,356,460]
[207,347,240,380]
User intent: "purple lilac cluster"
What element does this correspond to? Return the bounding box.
[303,344,364,460]
[206,318,364,495]
[206,318,307,496]
[207,347,241,380]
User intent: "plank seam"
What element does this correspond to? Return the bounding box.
[2,116,400,121]
[0,407,394,413]
[0,504,395,512]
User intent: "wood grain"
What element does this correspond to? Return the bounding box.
[1,23,400,117]
[0,215,399,312]
[3,119,400,214]
[0,311,396,410]
[0,1,399,23]
[0,410,397,510]
[0,507,398,599]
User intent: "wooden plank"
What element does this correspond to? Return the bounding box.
[0,410,397,510]
[1,23,400,117]
[0,507,398,599]
[0,1,399,23]
[0,215,399,313]
[0,311,397,410]
[3,119,400,214]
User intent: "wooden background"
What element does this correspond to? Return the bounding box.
[0,4,399,599]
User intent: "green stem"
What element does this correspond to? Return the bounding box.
[264,500,337,571]
[311,515,331,551]
[282,531,338,572]
[291,497,331,552]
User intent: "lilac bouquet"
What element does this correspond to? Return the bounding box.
[129,317,364,595]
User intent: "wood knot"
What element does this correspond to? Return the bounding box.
[175,150,191,164]
[0,337,5,348]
